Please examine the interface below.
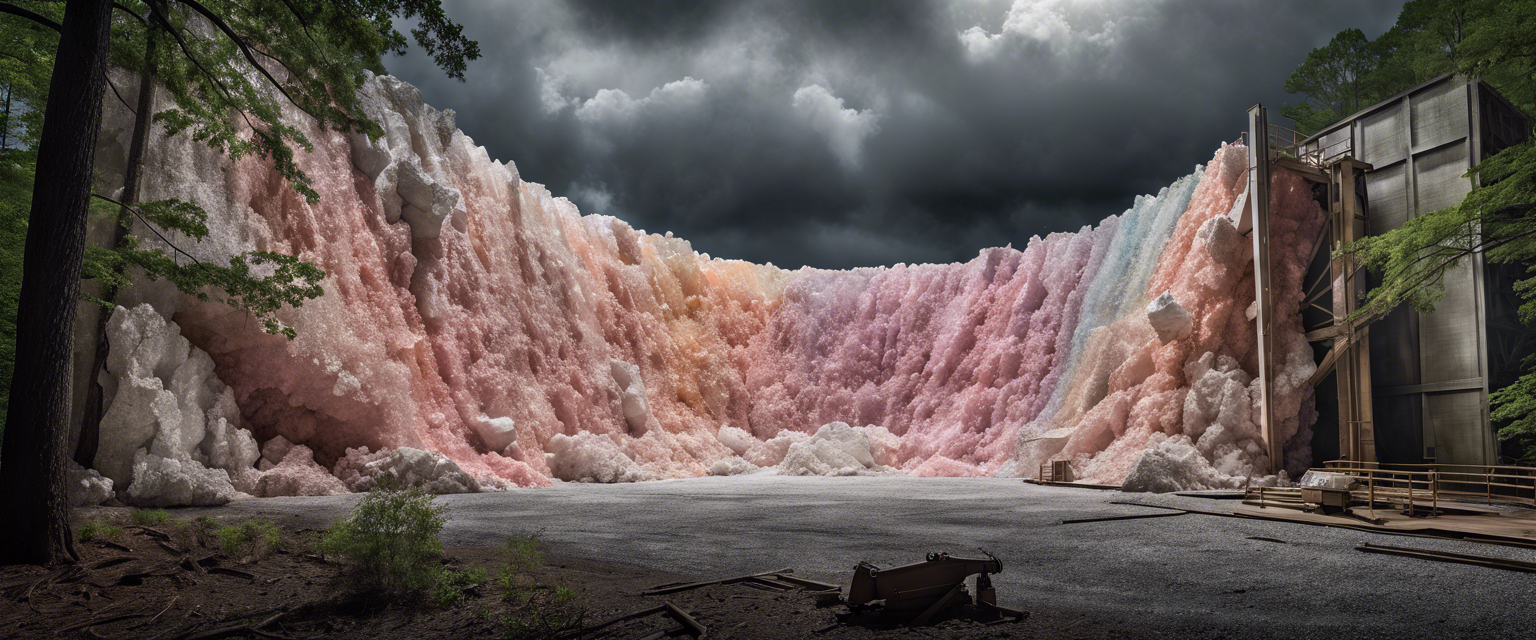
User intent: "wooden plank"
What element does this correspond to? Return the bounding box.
[1249,105,1278,474]
[1021,479,1121,491]
[1059,511,1190,525]
[767,574,841,591]
[1357,543,1536,573]
[1233,505,1536,548]
[642,568,795,595]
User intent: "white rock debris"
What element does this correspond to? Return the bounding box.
[94,304,261,506]
[67,461,115,507]
[1146,291,1193,344]
[544,432,649,483]
[334,446,481,494]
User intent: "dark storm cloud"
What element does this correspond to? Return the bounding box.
[386,0,1404,270]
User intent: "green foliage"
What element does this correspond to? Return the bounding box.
[1281,28,1387,133]
[106,0,480,204]
[0,2,58,153]
[1279,0,1493,134]
[433,566,487,607]
[0,3,47,428]
[0,0,481,377]
[1347,136,1536,315]
[502,585,585,640]
[82,197,326,339]
[494,533,585,639]
[77,520,123,542]
[1457,0,1536,111]
[215,518,281,557]
[499,532,543,585]
[320,487,448,598]
[0,155,31,428]
[1493,369,1536,463]
[131,508,171,525]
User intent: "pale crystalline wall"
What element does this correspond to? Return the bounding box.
[84,73,1325,501]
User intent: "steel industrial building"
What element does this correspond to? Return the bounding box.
[1246,73,1532,470]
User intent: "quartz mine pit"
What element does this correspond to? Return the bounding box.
[74,72,1325,505]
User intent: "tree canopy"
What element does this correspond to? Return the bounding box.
[1277,0,1502,135]
[0,0,478,565]
[0,0,482,366]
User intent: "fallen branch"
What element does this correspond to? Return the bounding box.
[56,612,151,634]
[90,556,139,570]
[139,595,180,629]
[22,566,81,612]
[117,564,185,586]
[1108,501,1237,518]
[132,526,173,541]
[642,567,795,595]
[180,555,207,575]
[179,612,285,640]
[206,567,254,580]
[1357,543,1536,573]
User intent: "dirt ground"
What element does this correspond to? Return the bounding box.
[0,510,1139,640]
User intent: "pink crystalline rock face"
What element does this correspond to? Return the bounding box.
[110,74,1325,494]
[1033,144,1324,487]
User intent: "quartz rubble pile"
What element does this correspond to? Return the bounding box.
[79,73,1327,502]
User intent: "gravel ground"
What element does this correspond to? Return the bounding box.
[171,475,1536,639]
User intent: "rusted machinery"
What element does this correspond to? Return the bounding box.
[847,552,1023,626]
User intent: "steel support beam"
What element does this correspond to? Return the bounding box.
[1248,105,1278,474]
[1331,159,1376,463]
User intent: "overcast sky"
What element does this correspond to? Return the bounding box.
[387,0,1405,270]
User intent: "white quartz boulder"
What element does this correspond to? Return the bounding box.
[1146,291,1193,344]
[67,461,115,507]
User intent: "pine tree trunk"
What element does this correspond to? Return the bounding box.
[75,26,158,468]
[0,0,114,566]
[1,83,11,152]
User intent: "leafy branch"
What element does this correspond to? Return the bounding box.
[86,193,325,339]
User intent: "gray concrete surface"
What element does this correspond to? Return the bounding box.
[185,476,1536,638]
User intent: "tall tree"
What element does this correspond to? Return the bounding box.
[0,0,114,565]
[1281,28,1384,134]
[0,0,478,565]
[1398,0,1479,67]
[0,2,57,430]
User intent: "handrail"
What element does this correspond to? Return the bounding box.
[1325,460,1536,473]
[1311,461,1536,510]
[1243,106,1357,169]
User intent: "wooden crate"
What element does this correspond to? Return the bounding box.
[1300,487,1351,513]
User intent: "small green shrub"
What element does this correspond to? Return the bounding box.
[131,509,171,525]
[498,533,543,593]
[503,585,585,640]
[215,519,281,557]
[320,487,448,598]
[170,515,219,550]
[77,521,122,542]
[433,566,488,607]
[496,533,584,639]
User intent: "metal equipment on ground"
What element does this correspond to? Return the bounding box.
[847,552,1024,626]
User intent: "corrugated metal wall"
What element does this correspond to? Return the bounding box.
[1310,74,1521,465]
